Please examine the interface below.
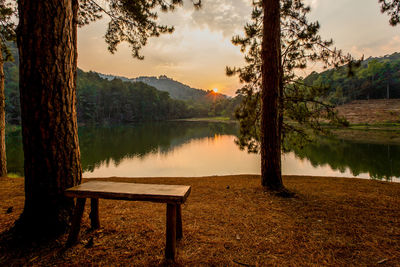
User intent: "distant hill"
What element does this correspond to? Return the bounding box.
[303,52,400,104]
[98,73,227,101]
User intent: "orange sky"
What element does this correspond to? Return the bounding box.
[77,0,400,96]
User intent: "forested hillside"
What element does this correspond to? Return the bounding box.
[99,73,210,101]
[4,45,190,124]
[304,52,400,104]
[4,43,240,125]
[76,70,190,124]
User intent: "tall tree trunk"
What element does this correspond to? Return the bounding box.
[260,0,284,191]
[16,0,81,236]
[0,45,7,177]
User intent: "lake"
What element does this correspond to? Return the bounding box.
[6,121,400,182]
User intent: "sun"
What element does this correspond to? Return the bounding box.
[212,88,218,93]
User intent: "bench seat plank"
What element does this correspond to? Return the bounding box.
[65,181,191,204]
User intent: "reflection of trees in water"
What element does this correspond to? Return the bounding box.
[79,122,237,171]
[7,122,238,175]
[80,122,238,172]
[9,124,399,181]
[289,137,400,181]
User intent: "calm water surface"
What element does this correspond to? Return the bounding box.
[6,121,400,182]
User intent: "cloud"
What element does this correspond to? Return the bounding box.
[159,0,252,38]
[190,0,252,37]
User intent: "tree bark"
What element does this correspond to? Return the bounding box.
[260,0,284,191]
[16,0,82,236]
[0,45,7,177]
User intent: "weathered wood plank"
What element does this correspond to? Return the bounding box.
[65,181,191,204]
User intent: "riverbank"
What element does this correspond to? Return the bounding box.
[1,175,399,266]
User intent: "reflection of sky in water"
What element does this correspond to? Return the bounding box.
[83,135,400,182]
[84,135,259,177]
[284,153,370,179]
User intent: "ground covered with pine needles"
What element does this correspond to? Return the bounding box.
[1,175,399,266]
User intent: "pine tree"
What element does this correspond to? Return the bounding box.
[227,0,352,192]
[16,0,200,237]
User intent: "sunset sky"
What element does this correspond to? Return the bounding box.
[77,0,400,96]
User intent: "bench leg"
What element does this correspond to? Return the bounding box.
[165,203,177,261]
[90,198,100,229]
[176,204,182,240]
[66,198,86,247]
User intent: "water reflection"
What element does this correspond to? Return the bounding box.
[78,121,239,173]
[5,122,400,181]
[287,137,400,182]
[83,135,260,177]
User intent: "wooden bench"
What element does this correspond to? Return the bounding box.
[64,181,191,260]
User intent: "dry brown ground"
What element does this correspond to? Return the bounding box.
[1,175,400,266]
[336,99,400,124]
